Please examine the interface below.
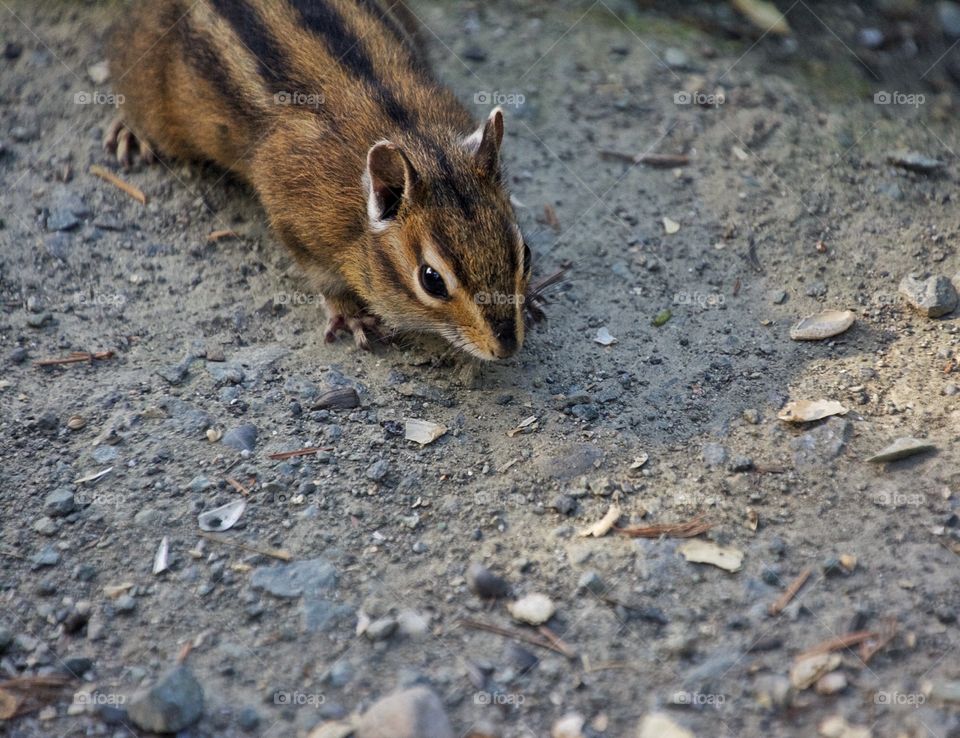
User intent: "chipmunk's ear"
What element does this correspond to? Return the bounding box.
[463,106,504,178]
[365,141,419,228]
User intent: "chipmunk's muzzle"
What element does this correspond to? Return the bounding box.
[492,318,518,358]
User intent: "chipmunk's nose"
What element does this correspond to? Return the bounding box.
[493,318,518,357]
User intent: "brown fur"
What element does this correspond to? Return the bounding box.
[107,0,529,359]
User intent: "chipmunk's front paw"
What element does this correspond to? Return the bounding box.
[103,116,156,169]
[324,299,380,350]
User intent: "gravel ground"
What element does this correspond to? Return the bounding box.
[2,1,960,737]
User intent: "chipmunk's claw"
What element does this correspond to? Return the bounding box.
[324,312,380,350]
[103,116,156,169]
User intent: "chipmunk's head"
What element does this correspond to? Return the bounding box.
[359,108,530,360]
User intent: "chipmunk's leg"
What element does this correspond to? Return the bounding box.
[323,294,381,350]
[103,116,156,169]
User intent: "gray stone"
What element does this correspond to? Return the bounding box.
[32,517,58,536]
[156,356,193,386]
[324,660,353,687]
[26,312,52,328]
[570,403,599,421]
[115,594,137,613]
[354,686,453,738]
[728,455,754,472]
[188,475,213,492]
[397,610,430,640]
[44,487,76,517]
[32,546,60,568]
[127,665,204,734]
[577,570,606,595]
[551,494,577,515]
[222,424,258,453]
[702,443,728,468]
[663,47,689,68]
[251,558,337,598]
[792,417,852,467]
[134,508,162,527]
[899,274,958,317]
[940,1,960,39]
[237,706,261,732]
[466,563,511,599]
[365,459,390,482]
[0,626,12,653]
[92,445,118,464]
[364,616,397,641]
[207,362,245,385]
[46,209,79,232]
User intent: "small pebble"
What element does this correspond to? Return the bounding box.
[467,563,511,599]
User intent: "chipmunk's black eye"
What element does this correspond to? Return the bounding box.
[523,242,532,276]
[419,265,448,298]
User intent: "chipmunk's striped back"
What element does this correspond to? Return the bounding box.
[110,0,469,176]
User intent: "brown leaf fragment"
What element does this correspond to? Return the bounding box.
[616,515,712,539]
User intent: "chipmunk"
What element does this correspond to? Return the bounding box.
[105,0,532,359]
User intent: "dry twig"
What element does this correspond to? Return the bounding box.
[458,617,576,658]
[89,164,146,205]
[768,567,812,616]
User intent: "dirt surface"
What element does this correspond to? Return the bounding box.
[2,1,960,737]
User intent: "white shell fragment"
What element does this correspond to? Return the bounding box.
[778,400,848,423]
[198,498,246,532]
[662,216,680,235]
[678,539,743,572]
[153,536,170,575]
[594,327,618,346]
[578,503,621,538]
[404,419,447,445]
[790,310,855,341]
[866,437,936,463]
[791,653,841,690]
[638,713,695,738]
[507,593,556,625]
